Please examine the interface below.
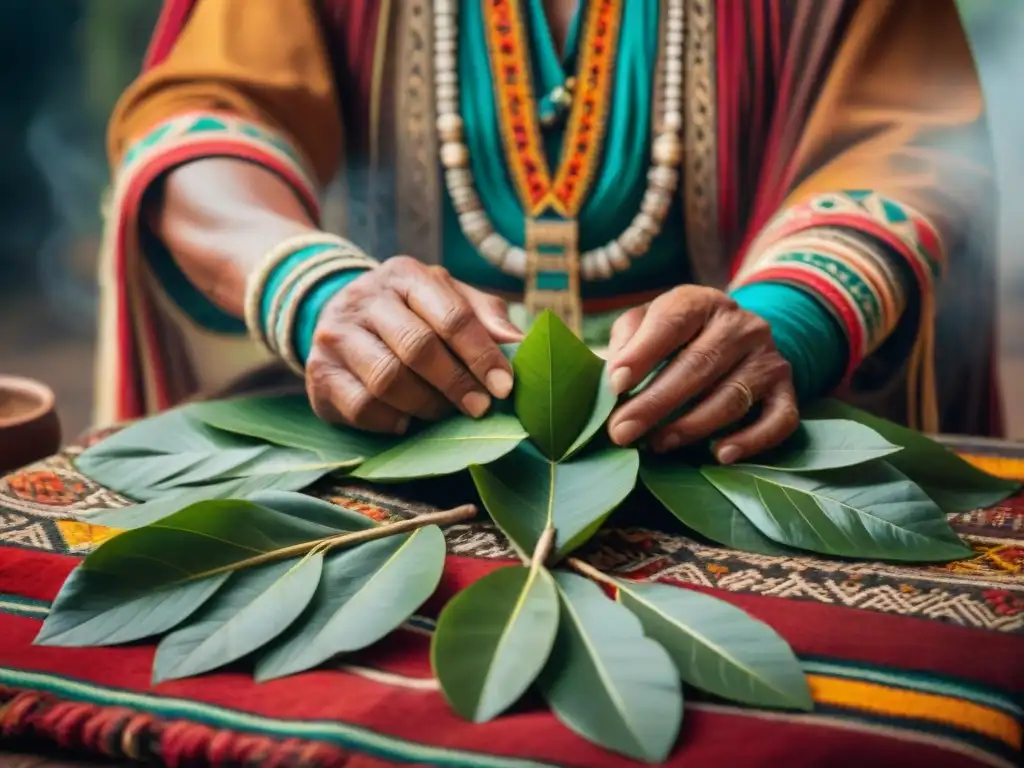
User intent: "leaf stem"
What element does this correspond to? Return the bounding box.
[566,557,618,589]
[195,504,477,581]
[530,526,555,570]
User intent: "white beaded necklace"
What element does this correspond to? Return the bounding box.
[431,0,686,282]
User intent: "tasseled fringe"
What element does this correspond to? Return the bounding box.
[0,686,359,767]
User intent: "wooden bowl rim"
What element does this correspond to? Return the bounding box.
[0,376,56,429]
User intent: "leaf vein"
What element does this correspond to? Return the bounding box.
[754,474,946,543]
[145,525,271,554]
[559,591,643,753]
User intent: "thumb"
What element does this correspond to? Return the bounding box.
[607,305,646,360]
[458,284,525,343]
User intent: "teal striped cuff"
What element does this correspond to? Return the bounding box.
[259,245,371,365]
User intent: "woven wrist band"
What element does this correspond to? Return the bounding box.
[264,249,352,352]
[273,254,377,374]
[243,232,355,348]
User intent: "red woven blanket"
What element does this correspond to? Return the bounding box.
[0,439,1021,767]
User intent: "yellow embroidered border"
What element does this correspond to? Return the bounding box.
[483,0,623,217]
[807,675,1022,751]
[960,454,1024,482]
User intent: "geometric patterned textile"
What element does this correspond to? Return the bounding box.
[2,434,1022,635]
[0,429,1022,767]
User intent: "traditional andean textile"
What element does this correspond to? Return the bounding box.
[0,429,1022,767]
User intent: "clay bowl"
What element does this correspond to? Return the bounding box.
[0,376,62,475]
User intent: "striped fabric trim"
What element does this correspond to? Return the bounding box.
[0,657,1016,766]
[0,594,49,620]
[96,112,321,425]
[3,600,1021,764]
[801,658,1024,720]
[748,190,944,285]
[0,668,559,768]
[731,191,943,380]
[117,114,315,177]
[807,682,1020,760]
[402,616,1023,758]
[961,454,1024,482]
[689,702,1018,768]
[731,241,897,375]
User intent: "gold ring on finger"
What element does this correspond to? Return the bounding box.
[725,380,756,413]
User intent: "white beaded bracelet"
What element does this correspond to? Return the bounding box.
[272,255,377,374]
[264,249,353,353]
[243,232,357,348]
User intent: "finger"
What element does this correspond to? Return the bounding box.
[606,305,646,364]
[326,322,450,421]
[713,382,800,464]
[368,299,492,417]
[305,349,408,433]
[606,290,709,395]
[401,274,514,400]
[608,313,754,446]
[647,361,767,453]
[457,283,524,344]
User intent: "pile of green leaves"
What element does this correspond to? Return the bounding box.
[41,311,1017,763]
[38,489,453,683]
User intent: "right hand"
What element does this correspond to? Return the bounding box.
[305,256,523,433]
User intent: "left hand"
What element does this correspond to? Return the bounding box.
[605,285,799,464]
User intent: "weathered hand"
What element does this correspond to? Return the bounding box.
[306,257,523,433]
[605,286,799,463]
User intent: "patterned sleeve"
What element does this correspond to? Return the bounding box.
[96,0,343,424]
[731,196,934,384]
[729,0,990,432]
[108,0,341,191]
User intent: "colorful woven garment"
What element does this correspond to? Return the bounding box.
[0,429,1022,767]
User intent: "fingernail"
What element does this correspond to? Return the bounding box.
[717,445,741,465]
[658,433,681,453]
[395,416,411,435]
[501,319,525,338]
[609,366,633,396]
[461,391,492,418]
[486,368,514,399]
[610,419,642,446]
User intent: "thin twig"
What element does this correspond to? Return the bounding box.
[566,557,618,589]
[194,504,477,581]
[322,504,477,552]
[529,526,556,570]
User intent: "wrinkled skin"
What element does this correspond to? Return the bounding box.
[604,286,799,464]
[306,258,522,434]
[309,263,798,464]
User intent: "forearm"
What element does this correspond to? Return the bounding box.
[96,0,344,420]
[147,157,374,367]
[149,158,320,319]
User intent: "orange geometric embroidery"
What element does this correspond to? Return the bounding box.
[483,0,623,217]
[326,497,397,524]
[7,471,88,507]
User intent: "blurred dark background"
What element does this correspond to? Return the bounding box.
[0,0,1020,440]
[0,0,158,438]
